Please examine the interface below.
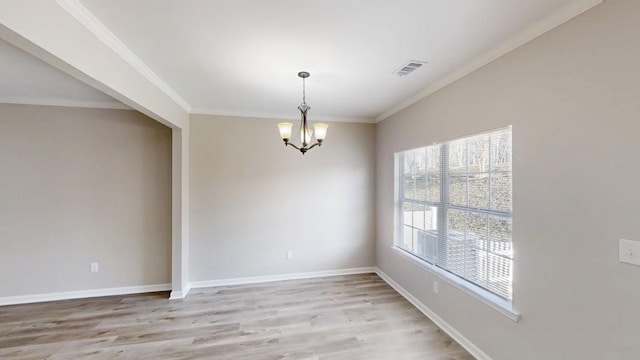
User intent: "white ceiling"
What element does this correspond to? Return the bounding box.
[0,38,124,109]
[1,0,588,122]
[77,0,580,122]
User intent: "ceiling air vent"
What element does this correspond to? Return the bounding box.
[393,60,428,76]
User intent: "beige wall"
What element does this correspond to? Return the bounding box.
[189,115,376,281]
[0,104,172,297]
[376,0,640,359]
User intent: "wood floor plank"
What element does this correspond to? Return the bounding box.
[0,274,474,359]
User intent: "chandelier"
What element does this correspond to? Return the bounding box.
[277,71,329,154]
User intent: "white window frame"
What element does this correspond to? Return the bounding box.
[394,126,520,321]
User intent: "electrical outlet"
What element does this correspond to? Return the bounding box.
[620,238,640,266]
[432,281,439,294]
[286,251,293,260]
[90,262,99,273]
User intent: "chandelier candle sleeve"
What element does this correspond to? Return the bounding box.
[276,71,329,155]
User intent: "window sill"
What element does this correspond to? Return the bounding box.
[391,245,521,322]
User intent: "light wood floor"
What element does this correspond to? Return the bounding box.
[0,274,473,359]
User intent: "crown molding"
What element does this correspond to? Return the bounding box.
[190,108,376,124]
[0,97,131,110]
[56,0,192,113]
[375,0,603,122]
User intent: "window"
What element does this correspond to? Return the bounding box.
[397,127,513,302]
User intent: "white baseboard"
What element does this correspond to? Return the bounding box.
[190,267,377,289]
[169,284,191,300]
[374,268,492,360]
[0,283,171,306]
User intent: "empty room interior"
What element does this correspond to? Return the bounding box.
[1,0,639,359]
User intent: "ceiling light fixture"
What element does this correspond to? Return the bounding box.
[277,71,328,155]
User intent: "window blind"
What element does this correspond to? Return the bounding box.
[397,127,513,300]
